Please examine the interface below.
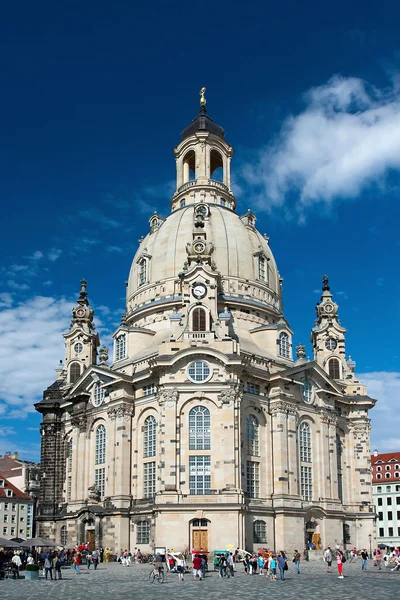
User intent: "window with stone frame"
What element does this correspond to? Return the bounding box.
[136,521,150,544]
[69,362,81,383]
[253,519,267,543]
[192,307,207,332]
[95,424,106,498]
[328,358,341,379]
[278,332,290,358]
[258,255,266,281]
[299,422,312,501]
[67,439,73,473]
[115,334,127,361]
[246,415,259,456]
[143,416,157,458]
[189,455,211,495]
[138,257,147,286]
[60,525,68,546]
[336,434,343,502]
[246,461,260,498]
[189,406,211,450]
[143,461,156,498]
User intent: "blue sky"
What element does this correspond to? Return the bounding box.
[0,0,399,461]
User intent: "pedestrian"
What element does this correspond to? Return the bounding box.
[277,551,287,581]
[257,553,264,575]
[361,549,368,571]
[243,555,249,574]
[336,548,345,578]
[52,554,62,580]
[44,554,53,580]
[105,547,111,563]
[74,552,81,575]
[292,549,301,574]
[176,553,186,581]
[324,547,333,573]
[92,549,99,570]
[375,548,382,570]
[26,553,34,566]
[99,547,104,563]
[11,552,22,579]
[192,554,202,580]
[219,553,228,578]
[228,552,235,577]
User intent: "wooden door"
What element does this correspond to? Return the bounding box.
[192,530,208,552]
[87,530,95,551]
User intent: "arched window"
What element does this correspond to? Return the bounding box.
[328,358,340,379]
[189,406,211,450]
[69,362,81,384]
[377,486,382,493]
[180,198,186,208]
[246,415,259,456]
[95,424,106,498]
[336,434,343,502]
[377,473,382,479]
[93,381,105,406]
[136,520,150,544]
[95,425,106,465]
[258,256,266,281]
[279,332,290,358]
[210,149,223,181]
[192,307,207,332]
[138,258,147,286]
[183,150,195,182]
[220,198,226,207]
[253,520,267,543]
[299,422,312,501]
[60,525,67,547]
[67,439,73,473]
[115,334,126,361]
[144,415,157,458]
[302,379,313,403]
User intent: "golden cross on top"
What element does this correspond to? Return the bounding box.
[200,87,206,106]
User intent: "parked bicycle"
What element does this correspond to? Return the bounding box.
[149,566,164,583]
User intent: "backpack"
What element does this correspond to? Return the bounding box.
[341,554,346,563]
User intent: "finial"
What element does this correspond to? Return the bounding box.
[296,343,306,360]
[99,346,109,365]
[77,278,88,305]
[322,274,330,292]
[121,313,127,325]
[200,87,206,107]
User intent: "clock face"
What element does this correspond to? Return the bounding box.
[192,283,207,299]
[76,308,85,317]
[194,242,205,254]
[324,303,334,313]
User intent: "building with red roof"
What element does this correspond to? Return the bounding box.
[371,451,400,548]
[0,472,34,539]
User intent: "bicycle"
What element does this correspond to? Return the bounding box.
[149,566,164,583]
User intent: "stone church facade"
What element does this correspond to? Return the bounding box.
[36,95,376,554]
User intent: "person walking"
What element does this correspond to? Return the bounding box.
[375,548,382,570]
[192,554,203,580]
[52,554,62,580]
[92,549,99,570]
[44,554,53,580]
[324,547,333,573]
[86,552,92,569]
[277,551,287,581]
[176,553,186,581]
[292,549,301,574]
[74,552,81,575]
[336,549,345,578]
[11,553,22,579]
[219,553,228,578]
[228,552,235,577]
[105,547,111,563]
[361,549,368,571]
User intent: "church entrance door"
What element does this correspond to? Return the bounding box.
[87,530,95,551]
[192,530,208,551]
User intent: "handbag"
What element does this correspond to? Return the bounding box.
[284,562,288,571]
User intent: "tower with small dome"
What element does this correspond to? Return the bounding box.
[35,91,376,554]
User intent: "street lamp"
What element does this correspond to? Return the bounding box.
[368,533,372,559]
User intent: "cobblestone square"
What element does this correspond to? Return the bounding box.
[1,560,399,600]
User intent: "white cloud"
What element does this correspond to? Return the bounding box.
[27,250,44,261]
[106,245,123,253]
[48,248,62,262]
[360,372,400,452]
[240,75,400,216]
[0,295,74,417]
[0,293,13,308]
[7,280,30,290]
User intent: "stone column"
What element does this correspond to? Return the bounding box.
[71,414,88,502]
[157,388,179,493]
[107,403,134,508]
[269,399,291,497]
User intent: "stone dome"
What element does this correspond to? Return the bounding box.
[127,204,281,316]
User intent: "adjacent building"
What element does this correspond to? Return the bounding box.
[35,93,377,553]
[0,473,34,539]
[372,451,400,548]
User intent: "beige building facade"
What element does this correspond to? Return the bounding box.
[36,96,376,554]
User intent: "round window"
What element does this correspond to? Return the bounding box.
[74,342,83,354]
[302,379,313,403]
[187,361,212,383]
[325,337,337,351]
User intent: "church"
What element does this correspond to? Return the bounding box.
[36,91,376,554]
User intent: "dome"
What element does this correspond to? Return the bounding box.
[126,204,281,317]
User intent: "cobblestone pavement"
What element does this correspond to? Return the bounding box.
[1,559,399,600]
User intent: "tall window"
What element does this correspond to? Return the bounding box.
[328,358,340,379]
[192,307,207,331]
[278,332,290,358]
[93,381,105,406]
[144,416,157,458]
[189,456,211,495]
[95,424,106,497]
[143,462,156,498]
[69,362,81,383]
[246,461,260,498]
[189,406,211,450]
[67,476,72,501]
[246,415,259,456]
[336,434,343,502]
[60,525,67,546]
[299,422,312,501]
[138,258,147,285]
[136,521,150,544]
[67,439,73,473]
[253,520,267,543]
[115,334,126,361]
[258,256,266,281]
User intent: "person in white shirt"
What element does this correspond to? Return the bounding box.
[176,553,186,581]
[26,554,34,565]
[11,553,22,579]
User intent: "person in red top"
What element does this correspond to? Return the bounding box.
[192,554,203,580]
[74,552,81,575]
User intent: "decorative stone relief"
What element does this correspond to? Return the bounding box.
[71,415,87,432]
[107,405,134,422]
[320,413,338,431]
[349,419,370,442]
[218,383,243,407]
[156,387,179,408]
[270,401,298,421]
